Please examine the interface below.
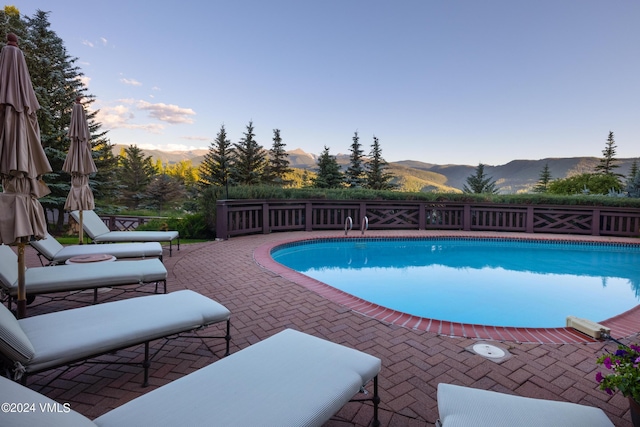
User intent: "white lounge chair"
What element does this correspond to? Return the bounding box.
[71,210,180,256]
[436,383,614,427]
[0,245,167,308]
[0,290,231,387]
[31,232,164,265]
[0,329,379,427]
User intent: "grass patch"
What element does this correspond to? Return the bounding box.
[53,236,210,245]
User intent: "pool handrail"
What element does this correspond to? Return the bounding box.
[345,217,353,236]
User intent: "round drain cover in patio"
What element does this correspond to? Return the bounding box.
[472,343,506,359]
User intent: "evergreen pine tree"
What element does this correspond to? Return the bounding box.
[263,129,292,186]
[625,160,638,191]
[199,124,233,190]
[139,174,185,213]
[301,170,312,188]
[463,163,498,194]
[626,160,640,197]
[0,6,26,44]
[345,131,366,188]
[595,131,622,178]
[19,10,90,228]
[533,163,552,193]
[89,127,119,206]
[312,146,344,189]
[118,145,156,209]
[365,136,396,190]
[231,121,266,185]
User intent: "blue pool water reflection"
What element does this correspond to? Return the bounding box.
[271,238,640,328]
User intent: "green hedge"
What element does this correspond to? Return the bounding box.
[198,185,640,238]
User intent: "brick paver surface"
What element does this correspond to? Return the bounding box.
[14,230,640,426]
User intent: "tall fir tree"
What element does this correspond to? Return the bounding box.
[626,160,640,197]
[231,121,266,185]
[117,145,157,209]
[16,10,90,228]
[199,124,234,190]
[463,163,498,194]
[365,136,395,190]
[0,6,26,44]
[139,174,185,213]
[345,131,366,188]
[90,131,119,206]
[595,131,621,178]
[533,163,552,193]
[312,146,344,189]
[263,129,292,186]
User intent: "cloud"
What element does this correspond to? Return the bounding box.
[181,135,210,141]
[120,78,142,86]
[82,38,108,48]
[139,143,209,152]
[95,103,165,134]
[78,75,91,88]
[136,100,196,124]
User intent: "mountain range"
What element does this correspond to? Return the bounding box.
[113,144,638,194]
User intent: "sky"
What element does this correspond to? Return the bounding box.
[13,0,640,165]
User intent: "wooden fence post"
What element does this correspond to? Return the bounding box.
[216,200,229,240]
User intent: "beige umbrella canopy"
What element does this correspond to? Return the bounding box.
[0,33,52,318]
[63,97,96,244]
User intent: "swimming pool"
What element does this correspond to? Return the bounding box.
[271,238,640,328]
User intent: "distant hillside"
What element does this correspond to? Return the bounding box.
[396,157,639,193]
[112,145,638,193]
[113,145,208,166]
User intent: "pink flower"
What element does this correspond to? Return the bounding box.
[603,356,613,370]
[596,372,604,383]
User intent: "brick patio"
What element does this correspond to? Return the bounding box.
[15,230,640,426]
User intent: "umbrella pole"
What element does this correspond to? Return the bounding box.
[79,210,84,245]
[16,240,27,318]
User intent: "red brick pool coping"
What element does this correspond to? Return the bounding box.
[254,232,640,344]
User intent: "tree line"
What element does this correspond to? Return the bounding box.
[199,125,396,192]
[0,7,396,227]
[2,6,638,235]
[462,131,639,196]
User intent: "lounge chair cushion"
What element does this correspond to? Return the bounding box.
[0,329,378,427]
[31,233,163,264]
[15,290,230,373]
[71,210,178,243]
[436,383,614,427]
[93,328,381,427]
[0,245,166,296]
[0,304,35,364]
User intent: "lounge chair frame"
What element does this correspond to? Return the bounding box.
[0,328,379,427]
[0,290,231,387]
[7,319,232,388]
[31,232,164,266]
[0,244,167,309]
[71,210,180,256]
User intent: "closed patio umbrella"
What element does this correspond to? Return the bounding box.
[63,97,96,244]
[0,33,52,318]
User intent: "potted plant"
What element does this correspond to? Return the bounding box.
[596,343,640,426]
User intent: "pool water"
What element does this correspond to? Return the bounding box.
[271,238,640,328]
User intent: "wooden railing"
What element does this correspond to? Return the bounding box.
[216,199,640,239]
[97,215,167,231]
